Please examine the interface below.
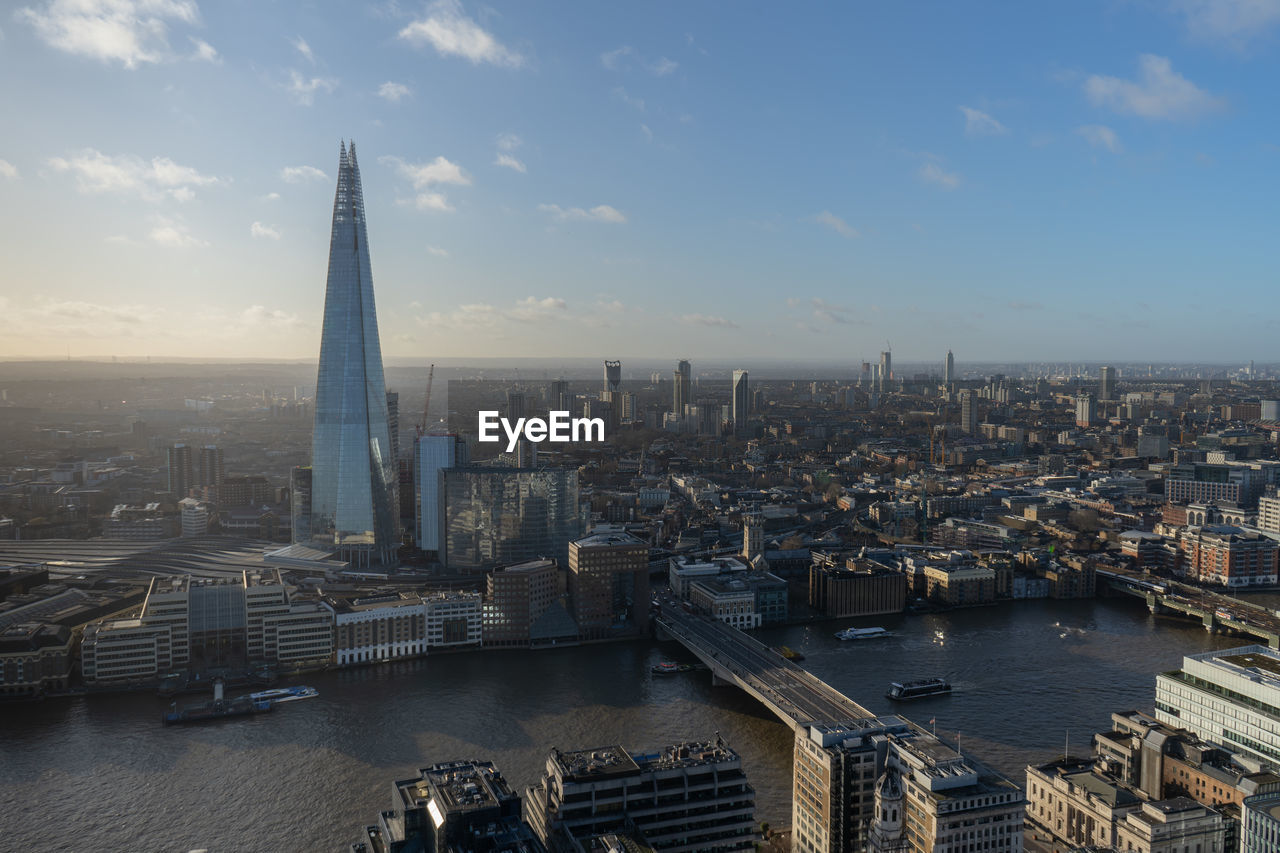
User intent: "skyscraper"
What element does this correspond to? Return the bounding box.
[414,433,468,553]
[1099,365,1116,401]
[732,369,749,433]
[167,443,193,497]
[944,350,954,387]
[879,351,892,393]
[196,445,223,493]
[603,359,621,393]
[301,141,398,569]
[673,359,691,414]
[959,390,978,434]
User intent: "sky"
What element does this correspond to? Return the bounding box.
[1,0,1278,365]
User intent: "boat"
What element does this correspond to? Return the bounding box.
[248,686,319,704]
[776,645,805,661]
[835,627,891,641]
[886,678,951,701]
[163,680,272,725]
[652,661,696,674]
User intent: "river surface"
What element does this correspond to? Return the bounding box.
[0,597,1249,851]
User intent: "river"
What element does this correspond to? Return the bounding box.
[0,596,1245,851]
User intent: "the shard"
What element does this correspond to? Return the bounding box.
[302,141,399,568]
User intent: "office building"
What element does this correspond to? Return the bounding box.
[81,569,333,684]
[178,498,210,537]
[1243,791,1280,853]
[1156,645,1280,768]
[0,622,74,699]
[414,433,469,553]
[944,349,954,386]
[525,737,756,852]
[1178,526,1278,587]
[482,558,576,648]
[326,592,426,665]
[668,555,750,600]
[167,443,193,497]
[369,760,543,853]
[687,571,787,630]
[385,390,400,464]
[567,532,649,641]
[1100,365,1117,401]
[423,592,483,650]
[808,558,907,618]
[673,359,692,414]
[507,390,527,421]
[879,351,892,393]
[440,467,582,572]
[303,141,399,569]
[548,379,571,412]
[732,369,749,433]
[220,475,274,508]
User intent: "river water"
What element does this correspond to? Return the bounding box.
[0,597,1245,851]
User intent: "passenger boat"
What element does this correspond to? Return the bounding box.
[886,677,951,701]
[652,661,695,674]
[248,686,319,704]
[835,627,891,641]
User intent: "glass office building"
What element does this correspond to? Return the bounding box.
[305,141,399,568]
[440,467,583,572]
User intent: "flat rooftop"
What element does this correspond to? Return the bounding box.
[397,760,515,814]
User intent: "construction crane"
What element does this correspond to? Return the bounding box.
[417,363,435,436]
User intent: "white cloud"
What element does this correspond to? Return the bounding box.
[537,203,627,224]
[649,57,678,76]
[241,305,301,328]
[18,0,201,68]
[612,87,645,111]
[804,297,864,325]
[494,153,526,172]
[918,161,961,190]
[381,154,470,211]
[408,192,453,211]
[678,313,738,329]
[418,303,501,330]
[148,217,207,248]
[601,45,633,69]
[287,69,337,105]
[1084,54,1224,120]
[1076,124,1123,153]
[510,296,567,322]
[377,81,412,101]
[398,0,523,68]
[640,124,653,143]
[496,132,522,151]
[959,105,1007,136]
[262,191,281,201]
[280,165,327,183]
[810,210,858,239]
[47,148,220,200]
[291,35,313,63]
[426,246,449,257]
[188,36,218,63]
[250,221,281,240]
[0,160,18,180]
[0,296,164,339]
[601,45,677,75]
[1172,0,1280,47]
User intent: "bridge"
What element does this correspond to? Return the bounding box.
[655,605,874,730]
[1098,567,1280,649]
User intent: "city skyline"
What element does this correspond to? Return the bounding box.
[3,1,1280,362]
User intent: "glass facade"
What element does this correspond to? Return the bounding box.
[440,467,583,572]
[414,434,468,552]
[307,141,398,568]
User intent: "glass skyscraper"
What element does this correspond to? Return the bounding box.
[302,141,398,568]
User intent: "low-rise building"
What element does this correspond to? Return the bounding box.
[1113,797,1226,853]
[325,593,426,666]
[667,555,749,600]
[424,591,482,650]
[483,559,578,649]
[0,622,73,698]
[808,557,906,618]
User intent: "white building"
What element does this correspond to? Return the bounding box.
[667,554,748,600]
[1156,645,1280,768]
[325,593,427,666]
[424,591,482,649]
[178,498,209,537]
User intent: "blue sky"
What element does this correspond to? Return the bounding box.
[1,0,1277,363]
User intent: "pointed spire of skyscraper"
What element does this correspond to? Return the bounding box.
[296,139,399,569]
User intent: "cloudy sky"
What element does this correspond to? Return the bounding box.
[1,0,1278,363]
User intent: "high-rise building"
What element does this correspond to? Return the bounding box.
[548,379,572,412]
[440,467,582,571]
[1099,365,1117,401]
[1076,393,1097,427]
[603,359,621,394]
[879,351,892,393]
[567,532,649,640]
[507,390,527,421]
[302,141,398,569]
[196,445,223,493]
[385,390,400,463]
[414,433,469,553]
[960,390,978,434]
[944,350,955,386]
[732,369,749,433]
[673,359,692,414]
[167,443,193,497]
